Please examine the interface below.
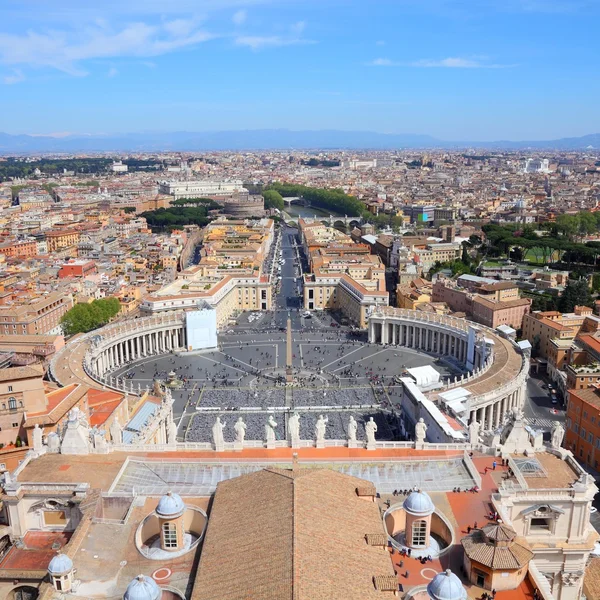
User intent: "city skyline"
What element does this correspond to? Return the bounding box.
[1,0,599,140]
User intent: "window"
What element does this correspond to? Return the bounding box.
[12,422,18,428]
[162,522,178,548]
[411,519,427,547]
[581,428,586,439]
[0,463,5,470]
[7,386,12,392]
[531,518,551,531]
[589,433,594,444]
[8,397,16,411]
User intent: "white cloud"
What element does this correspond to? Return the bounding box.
[411,57,483,68]
[2,68,25,84]
[290,21,305,34]
[366,56,512,68]
[232,10,247,25]
[0,21,216,75]
[375,40,385,46]
[366,58,399,66]
[235,21,313,50]
[107,67,118,77]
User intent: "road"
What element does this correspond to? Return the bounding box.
[273,224,304,329]
[523,373,566,431]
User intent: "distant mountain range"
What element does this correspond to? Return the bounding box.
[0,129,599,153]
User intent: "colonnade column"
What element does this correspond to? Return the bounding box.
[493,402,501,428]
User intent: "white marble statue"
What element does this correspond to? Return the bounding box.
[468,419,481,445]
[163,387,173,405]
[265,415,278,443]
[315,415,328,443]
[551,421,565,449]
[167,419,178,445]
[288,413,301,446]
[415,418,427,443]
[212,416,226,449]
[234,417,247,445]
[110,419,122,445]
[32,424,43,452]
[348,415,358,443]
[365,417,378,445]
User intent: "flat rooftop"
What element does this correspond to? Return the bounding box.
[17,449,470,495]
[509,451,580,489]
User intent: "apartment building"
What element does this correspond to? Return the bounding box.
[432,277,531,330]
[522,306,596,359]
[45,228,81,252]
[413,242,461,272]
[0,240,38,259]
[565,385,600,470]
[58,260,97,279]
[300,222,389,327]
[396,278,432,310]
[0,365,46,448]
[0,293,73,336]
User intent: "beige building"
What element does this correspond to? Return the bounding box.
[300,224,389,328]
[0,365,46,447]
[141,218,274,326]
[396,278,432,310]
[0,293,73,336]
[432,278,531,330]
[522,307,596,360]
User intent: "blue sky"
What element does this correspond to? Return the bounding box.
[0,0,598,140]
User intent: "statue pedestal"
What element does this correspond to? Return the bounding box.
[316,440,325,449]
[214,442,224,453]
[234,442,243,452]
[291,438,300,449]
[266,440,277,450]
[414,441,426,450]
[366,441,377,451]
[348,440,361,449]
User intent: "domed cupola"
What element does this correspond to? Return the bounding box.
[123,574,162,600]
[426,569,467,600]
[48,553,74,593]
[48,553,73,576]
[156,491,185,518]
[403,489,435,517]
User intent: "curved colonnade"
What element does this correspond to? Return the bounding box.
[50,312,187,394]
[368,307,529,430]
[50,308,528,435]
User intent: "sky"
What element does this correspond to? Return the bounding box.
[0,0,599,141]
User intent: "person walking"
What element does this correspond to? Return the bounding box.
[492,460,497,470]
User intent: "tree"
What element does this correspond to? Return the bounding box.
[461,242,471,265]
[61,297,121,336]
[555,214,578,240]
[262,189,284,210]
[557,278,592,313]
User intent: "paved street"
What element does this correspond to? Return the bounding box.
[524,373,566,431]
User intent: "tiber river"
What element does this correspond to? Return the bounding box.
[282,204,343,220]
